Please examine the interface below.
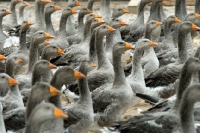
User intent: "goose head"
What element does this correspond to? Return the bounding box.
[112,8,129,18]
[113,41,134,54]
[184,57,200,73]
[79,7,92,16]
[146,20,162,32]
[62,7,77,17]
[135,38,158,51]
[0,9,12,18]
[91,18,105,30]
[96,24,115,36]
[165,15,181,24]
[45,5,61,15]
[67,0,81,8]
[32,31,54,44]
[20,21,33,32]
[0,73,19,90]
[109,18,127,29]
[43,45,65,58]
[34,60,57,72]
[179,21,200,34]
[12,0,23,5]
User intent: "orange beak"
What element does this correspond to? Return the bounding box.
[48,62,57,69]
[8,77,20,86]
[54,6,61,11]
[120,20,128,26]
[162,0,166,4]
[191,23,200,30]
[49,85,61,96]
[0,55,7,60]
[122,9,129,14]
[87,9,92,13]
[90,62,97,67]
[75,1,81,6]
[45,33,54,39]
[44,40,51,46]
[18,58,23,63]
[174,17,181,23]
[6,10,12,15]
[71,9,77,14]
[43,0,52,3]
[94,14,102,18]
[25,2,30,6]
[54,107,68,118]
[18,0,23,2]
[107,26,115,32]
[195,13,200,18]
[125,42,134,50]
[97,18,105,24]
[27,21,33,26]
[149,41,158,46]
[74,70,85,79]
[57,48,65,55]
[156,21,162,26]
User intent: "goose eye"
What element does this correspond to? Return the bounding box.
[2,76,5,79]
[103,26,106,28]
[46,106,50,110]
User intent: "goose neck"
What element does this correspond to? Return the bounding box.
[195,0,200,13]
[175,0,187,21]
[41,52,50,61]
[10,2,17,25]
[35,1,42,25]
[58,14,69,35]
[172,64,192,110]
[25,118,42,133]
[45,12,55,36]
[31,69,41,85]
[19,6,25,24]
[148,1,159,21]
[19,29,28,52]
[95,31,110,69]
[83,19,93,40]
[130,48,144,81]
[0,17,2,32]
[5,60,15,77]
[180,98,196,133]
[87,0,94,11]
[113,50,126,85]
[78,13,85,32]
[136,1,146,21]
[0,104,6,133]
[89,29,97,63]
[178,31,189,63]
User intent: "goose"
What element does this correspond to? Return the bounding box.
[26,82,61,121]
[145,22,200,87]
[25,102,68,133]
[65,0,81,36]
[112,57,200,133]
[63,61,94,133]
[67,7,92,45]
[27,0,52,41]
[92,41,134,127]
[0,9,12,51]
[0,54,7,74]
[2,56,24,113]
[41,45,65,61]
[0,100,5,133]
[3,0,23,31]
[38,40,51,56]
[16,31,54,90]
[51,7,77,50]
[18,1,30,25]
[40,66,85,133]
[127,39,158,106]
[87,0,99,11]
[154,16,181,55]
[120,0,152,40]
[45,5,61,36]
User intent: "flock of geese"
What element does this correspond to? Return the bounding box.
[1,0,200,133]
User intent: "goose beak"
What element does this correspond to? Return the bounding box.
[25,2,30,6]
[149,41,158,46]
[195,13,200,18]
[6,10,12,15]
[120,20,128,26]
[191,23,200,30]
[48,62,57,69]
[156,21,162,26]
[44,40,51,46]
[54,107,68,118]
[122,9,129,14]
[8,77,20,86]
[18,58,23,64]
[107,26,115,32]
[71,9,77,14]
[150,0,153,2]
[27,21,33,26]
[74,70,85,79]
[174,17,181,23]
[54,6,61,11]
[87,9,92,13]
[90,62,97,67]
[125,42,134,50]
[75,1,81,6]
[97,18,105,24]
[94,14,102,18]
[45,33,54,39]
[18,0,23,2]
[162,1,166,4]
[50,85,61,96]
[0,55,7,60]
[57,48,65,55]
